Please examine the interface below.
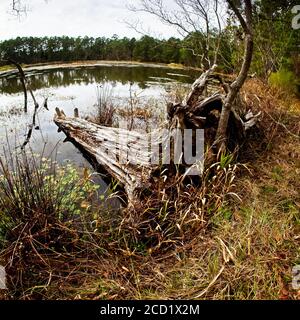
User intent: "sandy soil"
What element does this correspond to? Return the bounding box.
[0,60,187,78]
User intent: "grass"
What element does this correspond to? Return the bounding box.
[93,83,116,126]
[0,65,13,72]
[167,63,185,69]
[0,106,24,118]
[0,78,299,300]
[269,69,299,96]
[0,61,191,76]
[0,148,119,299]
[91,82,166,131]
[0,64,27,72]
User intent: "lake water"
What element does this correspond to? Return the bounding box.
[0,64,197,196]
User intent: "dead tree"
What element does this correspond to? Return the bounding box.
[2,59,48,148]
[54,1,259,203]
[128,0,225,69]
[54,70,259,203]
[129,0,255,152]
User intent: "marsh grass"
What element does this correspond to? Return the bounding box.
[165,83,190,104]
[116,154,239,254]
[93,83,116,126]
[0,147,112,298]
[0,106,24,118]
[92,83,163,130]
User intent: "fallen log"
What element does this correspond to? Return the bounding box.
[54,71,261,203]
[54,108,160,202]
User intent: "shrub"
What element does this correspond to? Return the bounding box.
[0,149,100,297]
[0,152,99,243]
[269,69,298,94]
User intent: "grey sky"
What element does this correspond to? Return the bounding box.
[0,0,179,40]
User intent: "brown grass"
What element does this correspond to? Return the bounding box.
[0,78,299,300]
[117,107,153,120]
[74,78,300,300]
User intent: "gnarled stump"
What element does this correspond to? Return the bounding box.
[54,70,260,203]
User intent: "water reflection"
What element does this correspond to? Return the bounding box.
[0,65,196,204]
[0,65,197,95]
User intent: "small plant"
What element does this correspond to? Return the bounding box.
[93,83,116,126]
[0,148,102,298]
[219,153,234,169]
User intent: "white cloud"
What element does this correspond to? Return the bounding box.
[0,0,179,40]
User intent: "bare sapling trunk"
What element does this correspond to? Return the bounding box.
[5,59,28,113]
[3,59,46,148]
[215,0,254,151]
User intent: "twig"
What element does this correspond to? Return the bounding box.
[193,264,225,299]
[21,101,40,149]
[265,111,300,139]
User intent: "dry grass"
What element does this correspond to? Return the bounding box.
[0,149,118,299]
[92,84,116,126]
[116,107,153,121]
[71,78,300,301]
[0,78,299,300]
[165,83,190,104]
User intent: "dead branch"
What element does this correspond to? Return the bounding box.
[4,59,28,112]
[2,59,45,149]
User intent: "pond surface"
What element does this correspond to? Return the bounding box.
[0,64,197,196]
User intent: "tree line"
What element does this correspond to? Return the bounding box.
[0,0,299,82]
[0,34,235,70]
[0,32,237,67]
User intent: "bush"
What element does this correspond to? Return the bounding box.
[0,149,101,297]
[268,69,298,94]
[0,152,99,244]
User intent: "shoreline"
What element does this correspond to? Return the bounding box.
[0,60,199,78]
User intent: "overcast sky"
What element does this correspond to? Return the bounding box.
[0,0,179,40]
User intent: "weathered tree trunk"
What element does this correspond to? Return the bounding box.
[54,66,260,203]
[54,108,156,203]
[215,0,254,151]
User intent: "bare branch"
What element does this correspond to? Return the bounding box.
[129,0,191,35]
[10,0,28,17]
[213,0,222,65]
[127,0,227,69]
[227,0,249,33]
